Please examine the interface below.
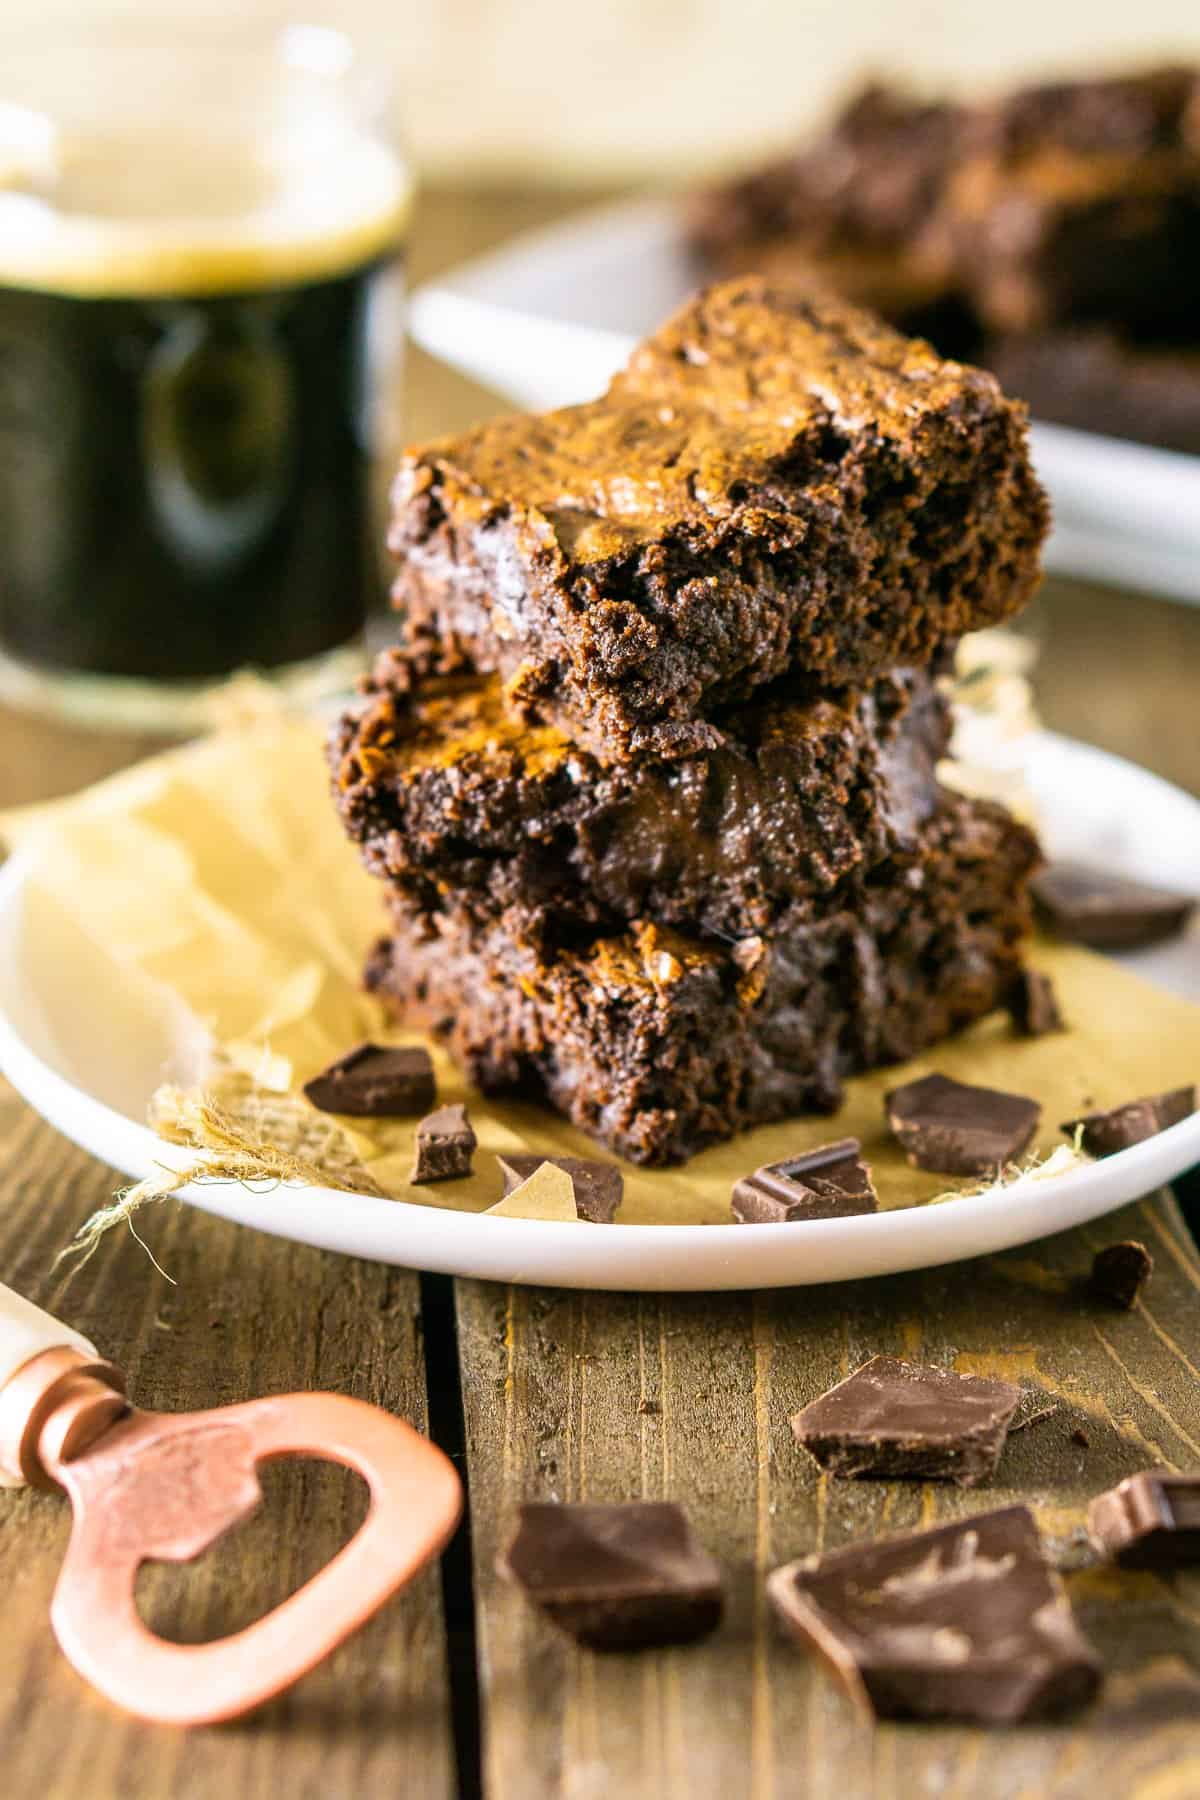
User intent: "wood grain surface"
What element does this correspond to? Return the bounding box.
[0,1079,456,1800]
[0,186,1199,1799]
[457,1195,1200,1800]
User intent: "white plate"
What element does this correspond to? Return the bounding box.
[410,198,1200,606]
[0,730,1197,1291]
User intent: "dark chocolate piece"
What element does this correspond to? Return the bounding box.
[1008,967,1065,1036]
[303,1042,436,1117]
[1088,1240,1154,1309]
[790,1354,1020,1486]
[1032,861,1196,951]
[391,278,1047,760]
[767,1504,1101,1722]
[409,1102,476,1183]
[1063,1085,1196,1157]
[731,1138,877,1223]
[368,794,1037,1166]
[499,1501,723,1650]
[497,1154,624,1224]
[1088,1471,1200,1568]
[885,1072,1041,1175]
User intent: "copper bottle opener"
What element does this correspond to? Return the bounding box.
[0,1283,463,1726]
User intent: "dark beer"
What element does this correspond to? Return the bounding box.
[0,50,409,713]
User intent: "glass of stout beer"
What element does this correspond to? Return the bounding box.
[0,23,411,726]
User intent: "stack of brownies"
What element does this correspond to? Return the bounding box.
[330,277,1049,1165]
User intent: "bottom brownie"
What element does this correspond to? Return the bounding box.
[365,792,1038,1165]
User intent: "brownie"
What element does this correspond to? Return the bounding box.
[364,793,1038,1165]
[331,664,950,944]
[686,84,972,341]
[948,67,1200,335]
[689,68,1200,441]
[389,278,1046,759]
[985,331,1200,455]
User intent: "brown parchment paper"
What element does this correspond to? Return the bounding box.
[4,703,1200,1226]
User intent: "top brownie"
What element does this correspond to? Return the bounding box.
[390,279,1046,760]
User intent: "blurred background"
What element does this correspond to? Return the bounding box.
[34,0,1200,182]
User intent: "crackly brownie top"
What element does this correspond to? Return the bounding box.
[392,278,1018,573]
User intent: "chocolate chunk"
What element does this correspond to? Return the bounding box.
[731,1138,878,1223]
[1007,967,1065,1036]
[885,1072,1041,1174]
[409,1103,476,1183]
[791,1355,1020,1486]
[303,1043,436,1116]
[1089,1472,1200,1568]
[499,1502,723,1650]
[767,1505,1101,1722]
[1086,1468,1200,1569]
[486,1164,577,1220]
[1062,1085,1196,1157]
[1071,1428,1091,1448]
[497,1154,624,1223]
[1088,1240,1154,1309]
[1032,861,1196,951]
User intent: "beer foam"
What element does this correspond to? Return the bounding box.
[0,115,412,296]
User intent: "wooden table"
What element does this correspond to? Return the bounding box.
[5,190,1200,1800]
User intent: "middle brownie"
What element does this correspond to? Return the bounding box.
[331,662,951,945]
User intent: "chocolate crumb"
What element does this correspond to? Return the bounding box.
[1071,1427,1091,1448]
[1008,968,1066,1036]
[1088,1241,1153,1309]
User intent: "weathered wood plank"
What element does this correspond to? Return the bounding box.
[0,1078,456,1800]
[457,1195,1200,1800]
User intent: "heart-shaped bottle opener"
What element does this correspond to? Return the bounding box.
[0,1281,462,1726]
